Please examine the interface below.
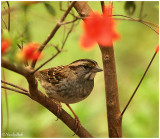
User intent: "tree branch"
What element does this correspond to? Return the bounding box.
[23,71,93,137]
[1,3,93,134]
[1,69,93,137]
[30,90,93,137]
[73,2,122,137]
[6,1,10,31]
[74,2,91,18]
[1,60,91,138]
[99,46,122,137]
[31,1,76,68]
[1,59,26,76]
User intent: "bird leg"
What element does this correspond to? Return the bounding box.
[66,104,81,135]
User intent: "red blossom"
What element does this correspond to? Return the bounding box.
[156,45,159,53]
[155,28,159,53]
[18,42,42,61]
[1,39,11,55]
[80,4,120,50]
[31,51,42,61]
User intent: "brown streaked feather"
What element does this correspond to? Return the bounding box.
[38,66,67,84]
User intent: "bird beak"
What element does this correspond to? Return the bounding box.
[92,65,103,72]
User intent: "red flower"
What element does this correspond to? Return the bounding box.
[1,39,11,55]
[18,42,42,61]
[31,51,42,61]
[156,45,159,53]
[80,4,120,50]
[155,29,159,53]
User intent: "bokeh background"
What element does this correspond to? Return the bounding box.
[1,1,159,138]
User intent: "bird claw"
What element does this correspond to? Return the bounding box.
[66,104,82,136]
[55,102,62,121]
[72,116,81,136]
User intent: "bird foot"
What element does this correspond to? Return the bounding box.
[55,101,62,121]
[73,116,82,136]
[65,104,81,136]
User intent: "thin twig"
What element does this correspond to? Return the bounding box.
[17,44,22,49]
[110,1,113,6]
[141,20,159,28]
[1,99,3,136]
[6,1,10,31]
[1,80,28,92]
[59,1,75,17]
[113,14,140,21]
[60,17,81,25]
[31,1,76,68]
[60,2,83,23]
[1,86,29,96]
[62,25,66,45]
[100,1,105,12]
[140,20,158,34]
[32,50,61,74]
[2,69,9,135]
[70,2,75,17]
[59,1,63,11]
[121,52,157,116]
[1,6,17,16]
[113,14,159,34]
[17,43,29,66]
[1,16,7,29]
[61,23,75,50]
[139,1,144,20]
[114,17,159,28]
[60,4,83,26]
[45,14,159,29]
[32,22,74,74]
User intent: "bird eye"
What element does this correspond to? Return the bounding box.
[83,64,89,69]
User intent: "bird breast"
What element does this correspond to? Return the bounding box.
[46,79,94,104]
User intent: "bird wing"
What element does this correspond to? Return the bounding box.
[38,66,67,84]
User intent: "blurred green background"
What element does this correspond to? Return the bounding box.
[1,1,159,138]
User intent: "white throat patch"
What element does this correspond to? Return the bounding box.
[84,72,96,80]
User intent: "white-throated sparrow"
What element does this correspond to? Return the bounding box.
[35,59,103,133]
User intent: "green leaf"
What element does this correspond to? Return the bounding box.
[124,1,136,16]
[44,2,56,16]
[2,31,20,63]
[6,34,19,63]
[2,29,11,39]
